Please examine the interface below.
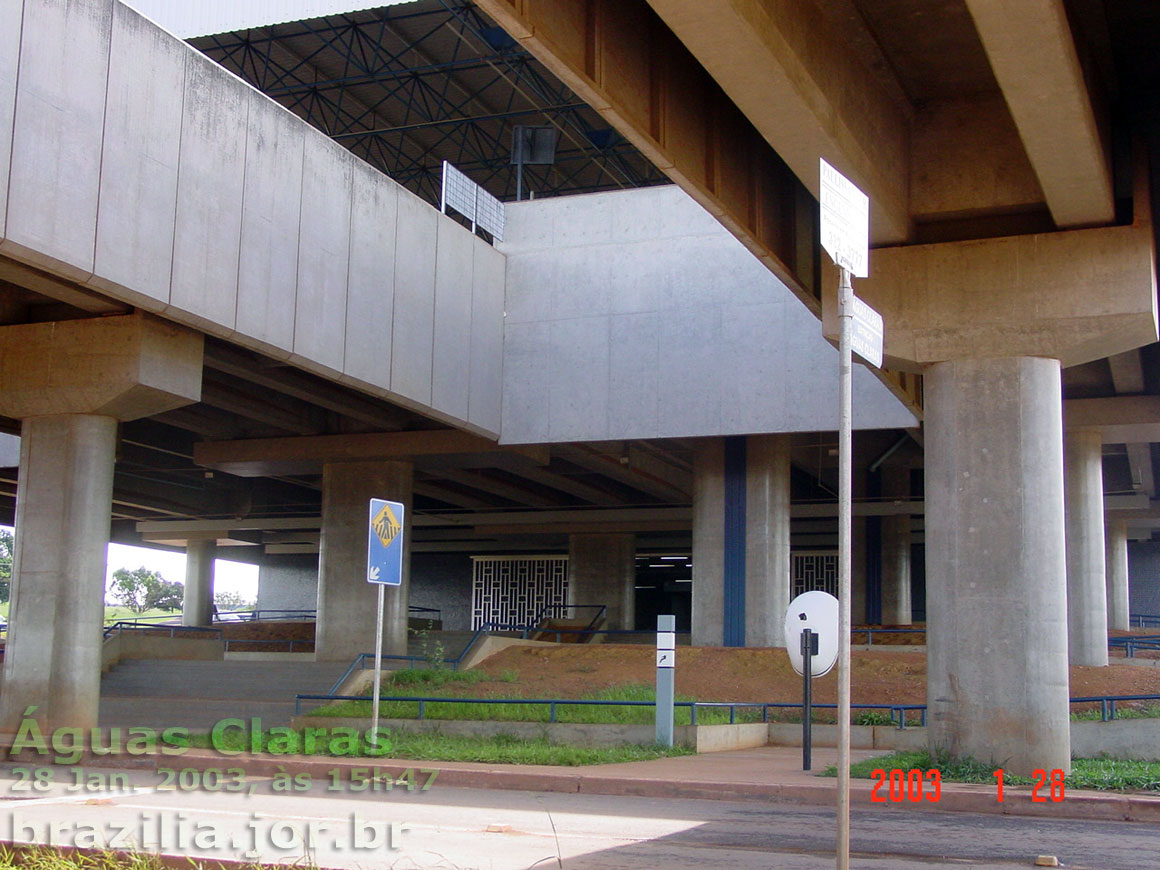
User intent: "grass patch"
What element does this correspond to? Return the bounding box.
[822,750,1160,792]
[1070,703,1160,721]
[307,681,771,725]
[0,845,295,869]
[189,728,690,765]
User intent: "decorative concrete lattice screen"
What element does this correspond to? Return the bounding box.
[792,552,839,598]
[470,556,568,630]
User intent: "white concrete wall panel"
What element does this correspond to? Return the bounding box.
[501,321,552,444]
[0,0,24,239]
[169,52,248,334]
[292,134,352,378]
[549,316,609,441]
[234,90,305,360]
[608,313,660,437]
[468,239,505,434]
[343,161,398,389]
[499,186,919,443]
[390,190,438,406]
[431,220,475,422]
[3,0,111,280]
[90,1,185,309]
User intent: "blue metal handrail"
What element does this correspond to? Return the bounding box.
[1070,693,1160,721]
[102,621,223,640]
[1130,613,1160,629]
[852,627,926,646]
[1107,635,1160,657]
[293,691,928,726]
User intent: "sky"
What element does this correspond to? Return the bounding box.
[3,527,260,603]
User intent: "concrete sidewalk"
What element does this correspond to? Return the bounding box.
[82,744,1160,824]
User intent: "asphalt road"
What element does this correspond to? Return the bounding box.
[0,763,1153,869]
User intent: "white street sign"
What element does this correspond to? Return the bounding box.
[849,294,883,368]
[656,649,675,669]
[657,631,675,650]
[819,158,869,278]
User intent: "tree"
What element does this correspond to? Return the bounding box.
[0,529,12,604]
[213,590,253,611]
[108,567,183,613]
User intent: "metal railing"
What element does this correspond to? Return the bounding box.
[1130,614,1160,629]
[1108,635,1160,657]
[102,621,222,640]
[223,638,313,653]
[528,603,606,635]
[1070,693,1160,721]
[294,692,928,727]
[296,690,1160,727]
[851,628,926,646]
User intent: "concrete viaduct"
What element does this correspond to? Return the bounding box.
[0,0,1158,777]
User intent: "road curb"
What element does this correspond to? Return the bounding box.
[68,750,1160,823]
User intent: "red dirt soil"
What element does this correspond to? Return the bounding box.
[470,644,1160,707]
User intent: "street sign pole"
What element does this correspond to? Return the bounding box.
[801,628,816,771]
[655,614,675,747]
[836,266,854,870]
[371,582,385,736]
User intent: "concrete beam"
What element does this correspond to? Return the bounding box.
[964,0,1113,228]
[0,313,203,421]
[0,257,128,315]
[1065,396,1160,443]
[473,0,821,310]
[644,0,910,245]
[825,221,1157,368]
[193,430,549,476]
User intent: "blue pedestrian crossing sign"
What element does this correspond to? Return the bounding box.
[367,498,405,586]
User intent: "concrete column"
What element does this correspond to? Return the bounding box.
[744,434,791,647]
[880,467,912,625]
[1064,428,1109,665]
[315,460,413,661]
[182,540,217,626]
[0,313,202,736]
[568,533,636,631]
[0,415,117,734]
[691,439,725,646]
[925,356,1071,776]
[1105,519,1130,631]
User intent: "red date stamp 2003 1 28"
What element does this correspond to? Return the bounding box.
[869,768,1067,804]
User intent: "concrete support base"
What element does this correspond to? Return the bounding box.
[0,415,117,734]
[568,533,636,631]
[881,467,912,625]
[315,461,413,661]
[1064,428,1109,665]
[182,541,217,627]
[925,356,1071,776]
[1105,520,1130,632]
[692,435,791,647]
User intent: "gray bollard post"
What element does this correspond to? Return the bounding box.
[655,615,676,747]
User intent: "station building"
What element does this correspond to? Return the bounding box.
[0,0,1158,775]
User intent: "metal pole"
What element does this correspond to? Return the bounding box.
[802,628,814,771]
[836,267,853,870]
[371,582,385,735]
[516,160,524,202]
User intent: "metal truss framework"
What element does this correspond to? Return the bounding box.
[193,0,668,209]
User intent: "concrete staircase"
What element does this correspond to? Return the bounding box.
[98,658,351,730]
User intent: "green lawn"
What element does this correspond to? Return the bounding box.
[306,670,770,726]
[191,728,691,766]
[825,750,1160,792]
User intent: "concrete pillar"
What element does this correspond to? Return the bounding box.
[744,434,791,647]
[315,460,413,661]
[1105,519,1130,631]
[0,416,117,733]
[0,314,202,736]
[692,434,792,647]
[1064,429,1109,665]
[692,439,725,646]
[182,540,217,626]
[881,467,912,625]
[925,356,1071,776]
[568,533,635,631]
